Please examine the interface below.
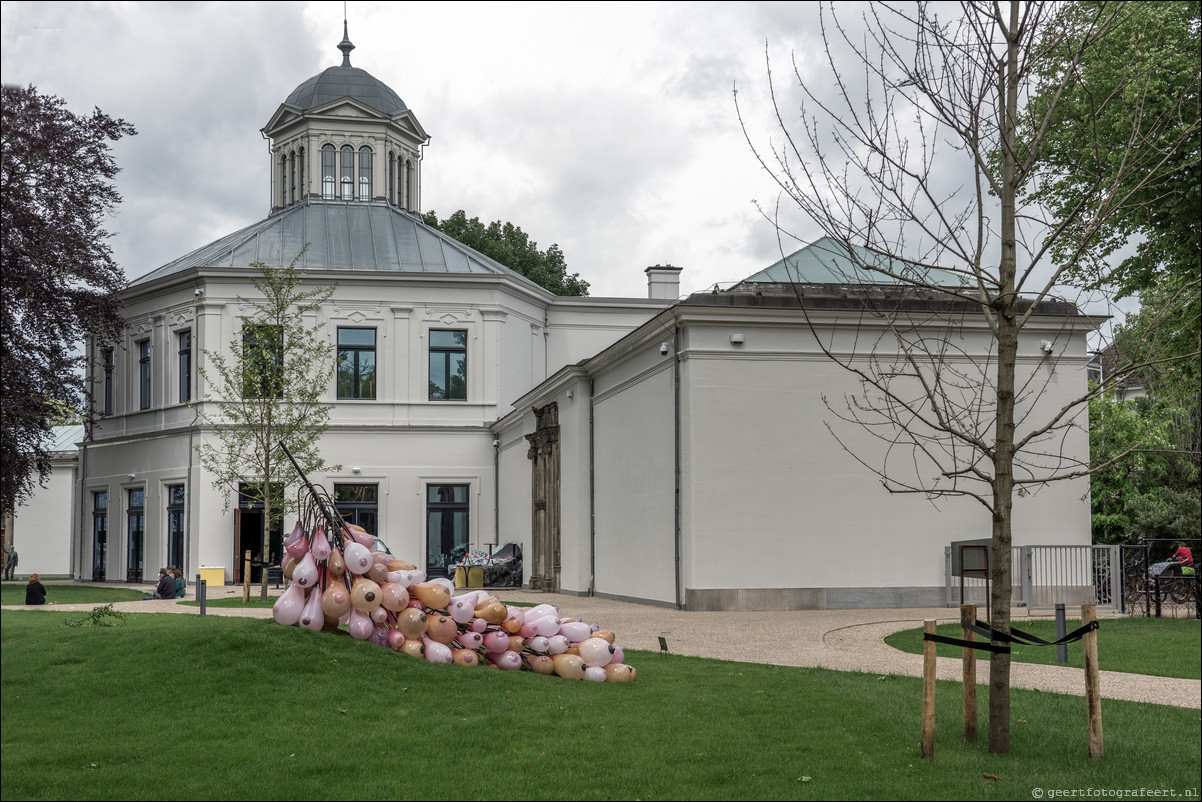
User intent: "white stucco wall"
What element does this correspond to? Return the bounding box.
[10,452,76,578]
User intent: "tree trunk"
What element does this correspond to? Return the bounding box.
[988,0,1022,755]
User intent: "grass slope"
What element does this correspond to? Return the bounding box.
[1,611,1199,800]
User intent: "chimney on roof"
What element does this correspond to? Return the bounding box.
[645,264,683,300]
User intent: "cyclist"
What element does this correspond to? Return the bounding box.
[1170,542,1194,576]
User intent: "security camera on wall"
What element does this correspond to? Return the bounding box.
[194,288,204,297]
[660,342,670,356]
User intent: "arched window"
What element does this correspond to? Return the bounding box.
[387,153,395,205]
[322,145,336,199]
[298,147,305,201]
[280,155,287,207]
[289,151,296,205]
[340,145,354,200]
[405,159,413,210]
[358,146,372,200]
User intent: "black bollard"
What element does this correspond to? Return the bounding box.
[198,576,206,616]
[1055,602,1067,664]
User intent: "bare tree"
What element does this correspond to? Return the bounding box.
[195,249,339,569]
[737,1,1199,753]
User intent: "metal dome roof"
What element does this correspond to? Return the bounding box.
[283,22,407,116]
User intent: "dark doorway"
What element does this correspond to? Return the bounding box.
[426,484,469,577]
[235,484,282,583]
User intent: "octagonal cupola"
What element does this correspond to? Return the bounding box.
[261,21,430,214]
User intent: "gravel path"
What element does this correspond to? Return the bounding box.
[8,583,1198,709]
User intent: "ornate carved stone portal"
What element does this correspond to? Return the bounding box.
[525,403,560,591]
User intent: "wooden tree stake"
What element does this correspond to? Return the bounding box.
[921,619,936,759]
[961,603,977,740]
[1082,603,1103,759]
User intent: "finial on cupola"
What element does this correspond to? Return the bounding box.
[338,18,355,67]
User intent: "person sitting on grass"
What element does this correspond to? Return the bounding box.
[25,573,46,605]
[171,567,187,598]
[149,567,177,600]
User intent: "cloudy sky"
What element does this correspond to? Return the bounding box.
[1,0,844,298]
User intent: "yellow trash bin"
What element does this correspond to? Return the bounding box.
[467,566,484,588]
[198,566,225,586]
[454,566,467,588]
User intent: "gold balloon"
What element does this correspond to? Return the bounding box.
[551,653,587,680]
[452,649,479,667]
[411,582,451,611]
[396,607,428,639]
[282,556,298,581]
[591,630,616,644]
[367,563,389,584]
[474,602,507,625]
[320,579,351,618]
[400,637,425,659]
[426,615,458,644]
[501,615,523,634]
[507,635,527,653]
[525,654,555,675]
[387,558,416,571]
[327,549,346,576]
[603,664,637,683]
[350,577,383,613]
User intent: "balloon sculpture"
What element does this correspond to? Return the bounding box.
[273,445,636,683]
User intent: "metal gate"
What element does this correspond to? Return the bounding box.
[945,544,1121,611]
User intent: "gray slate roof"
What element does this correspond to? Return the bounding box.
[132,202,539,288]
[742,236,969,287]
[284,65,408,116]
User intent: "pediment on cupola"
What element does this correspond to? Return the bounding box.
[392,110,429,143]
[306,97,391,121]
[261,104,305,137]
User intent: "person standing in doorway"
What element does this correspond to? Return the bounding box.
[4,546,17,580]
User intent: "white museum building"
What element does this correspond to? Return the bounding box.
[10,31,1098,609]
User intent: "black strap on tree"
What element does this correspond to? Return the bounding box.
[923,619,1099,654]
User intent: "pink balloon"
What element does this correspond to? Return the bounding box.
[483,631,511,653]
[423,637,453,664]
[583,666,607,683]
[455,631,484,650]
[343,542,373,575]
[608,645,625,665]
[346,526,374,548]
[348,607,374,640]
[525,603,559,621]
[470,618,489,634]
[284,522,308,561]
[527,636,550,654]
[370,605,389,625]
[311,528,331,561]
[370,625,389,646]
[292,551,319,588]
[578,637,615,668]
[447,597,476,624]
[486,650,522,670]
[558,621,592,643]
[298,585,324,632]
[546,635,570,655]
[271,582,305,626]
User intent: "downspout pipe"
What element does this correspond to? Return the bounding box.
[673,325,682,610]
[588,378,596,596]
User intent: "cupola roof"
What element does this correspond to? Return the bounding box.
[282,22,408,116]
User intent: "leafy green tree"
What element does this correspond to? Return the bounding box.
[195,250,339,563]
[1026,1,1200,319]
[1090,392,1199,544]
[422,210,589,296]
[1,85,135,513]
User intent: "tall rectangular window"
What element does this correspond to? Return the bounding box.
[138,340,151,410]
[337,327,376,399]
[428,330,467,401]
[178,330,192,403]
[334,483,378,536]
[166,484,185,569]
[102,348,114,415]
[322,145,336,199]
[242,324,283,399]
[92,491,108,582]
[127,487,144,583]
[426,484,469,576]
[358,146,372,200]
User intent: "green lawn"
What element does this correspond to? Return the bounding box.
[2,610,1199,801]
[885,617,1201,680]
[0,583,146,606]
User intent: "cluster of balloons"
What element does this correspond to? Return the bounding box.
[271,521,636,682]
